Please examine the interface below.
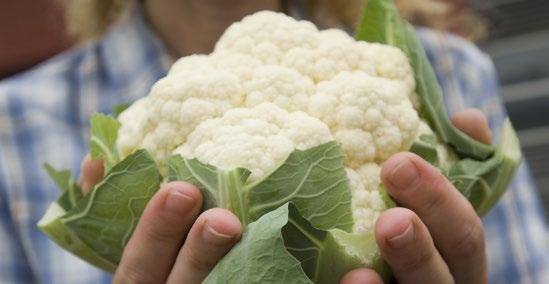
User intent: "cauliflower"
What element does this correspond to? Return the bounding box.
[116,11,423,234]
[40,1,521,282]
[119,12,419,169]
[174,103,333,182]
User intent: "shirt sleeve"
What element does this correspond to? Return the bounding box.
[418,28,549,284]
[0,88,35,283]
[0,162,36,283]
[0,81,115,284]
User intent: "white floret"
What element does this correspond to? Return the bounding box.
[346,168,387,234]
[174,103,333,182]
[310,30,366,82]
[211,52,262,81]
[415,120,458,170]
[356,163,382,191]
[215,11,320,64]
[355,43,416,92]
[116,11,423,233]
[317,29,356,44]
[243,65,314,111]
[139,68,246,162]
[309,72,420,166]
[117,12,419,165]
[168,55,214,76]
[116,97,149,158]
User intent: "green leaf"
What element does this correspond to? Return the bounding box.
[354,0,522,216]
[284,204,391,283]
[355,0,403,46]
[355,0,494,160]
[167,141,354,230]
[248,141,353,231]
[449,120,522,215]
[43,163,73,192]
[40,142,353,274]
[57,188,84,212]
[38,150,161,271]
[204,204,312,284]
[112,103,130,118]
[205,203,390,284]
[378,185,396,208]
[167,155,251,219]
[38,203,115,271]
[409,134,440,167]
[167,143,365,281]
[481,119,522,214]
[449,164,494,210]
[496,119,522,163]
[168,143,387,282]
[43,163,83,211]
[89,113,121,171]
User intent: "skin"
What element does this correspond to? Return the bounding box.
[79,1,490,282]
[79,110,491,284]
[144,0,282,56]
[342,109,491,284]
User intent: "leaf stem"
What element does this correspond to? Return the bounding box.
[220,170,249,225]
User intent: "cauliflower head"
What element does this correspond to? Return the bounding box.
[40,2,522,281]
[117,11,421,234]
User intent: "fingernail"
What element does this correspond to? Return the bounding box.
[389,157,419,190]
[387,222,414,249]
[164,185,196,215]
[203,223,235,245]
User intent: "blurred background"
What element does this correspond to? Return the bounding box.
[476,0,549,220]
[1,0,548,218]
[0,0,73,78]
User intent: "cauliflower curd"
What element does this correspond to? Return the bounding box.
[117,11,422,234]
[39,2,522,280]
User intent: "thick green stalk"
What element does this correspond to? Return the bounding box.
[219,170,250,225]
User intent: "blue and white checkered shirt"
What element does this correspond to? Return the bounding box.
[0,7,547,284]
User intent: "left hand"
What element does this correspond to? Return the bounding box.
[341,109,491,284]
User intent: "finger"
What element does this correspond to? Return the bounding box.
[381,153,487,284]
[167,208,242,284]
[451,108,492,144]
[78,154,104,194]
[340,268,384,284]
[113,182,202,284]
[375,208,453,284]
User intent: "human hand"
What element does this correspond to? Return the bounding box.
[78,156,243,283]
[341,109,491,284]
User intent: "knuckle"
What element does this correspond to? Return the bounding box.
[142,219,181,244]
[419,181,447,212]
[115,263,158,284]
[417,169,454,212]
[449,218,485,260]
[183,247,218,273]
[399,246,436,272]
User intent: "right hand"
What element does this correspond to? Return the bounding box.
[340,109,491,284]
[79,155,243,284]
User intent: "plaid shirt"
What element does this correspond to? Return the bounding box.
[0,7,547,284]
